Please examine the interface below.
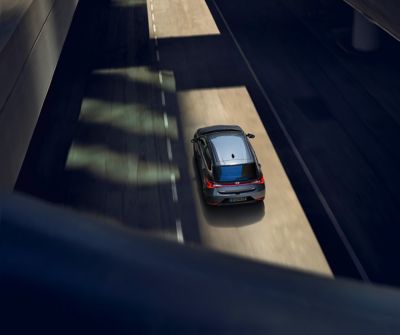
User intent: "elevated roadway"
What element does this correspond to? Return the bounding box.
[16,0,332,278]
[149,0,330,275]
[15,0,400,286]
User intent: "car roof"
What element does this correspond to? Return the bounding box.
[207,131,254,166]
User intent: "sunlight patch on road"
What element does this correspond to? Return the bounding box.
[177,86,332,277]
[147,0,220,39]
[80,98,178,139]
[66,144,180,185]
[93,67,176,93]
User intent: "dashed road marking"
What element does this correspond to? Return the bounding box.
[166,138,173,161]
[150,0,183,245]
[161,91,166,106]
[176,218,184,243]
[163,111,169,128]
[171,173,178,202]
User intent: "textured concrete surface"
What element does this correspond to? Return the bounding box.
[0,0,34,51]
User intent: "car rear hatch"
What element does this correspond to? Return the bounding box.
[217,184,257,194]
[212,163,260,194]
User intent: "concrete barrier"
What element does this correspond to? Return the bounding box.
[0,0,79,191]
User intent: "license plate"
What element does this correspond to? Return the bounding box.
[229,197,247,203]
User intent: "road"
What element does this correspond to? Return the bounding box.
[16,0,400,287]
[212,0,400,285]
[15,0,333,278]
[20,0,400,285]
[151,0,331,274]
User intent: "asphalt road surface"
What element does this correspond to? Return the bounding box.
[17,0,400,285]
[16,0,332,278]
[210,0,400,286]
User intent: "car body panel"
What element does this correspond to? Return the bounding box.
[209,133,253,166]
[193,125,265,206]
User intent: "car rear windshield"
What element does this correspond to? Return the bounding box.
[214,163,257,182]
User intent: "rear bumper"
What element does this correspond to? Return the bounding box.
[203,185,265,206]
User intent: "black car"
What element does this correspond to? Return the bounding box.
[191,125,265,206]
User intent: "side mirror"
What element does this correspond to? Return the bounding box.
[191,138,197,143]
[246,133,255,139]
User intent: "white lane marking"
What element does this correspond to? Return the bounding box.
[149,1,182,245]
[166,138,173,161]
[176,218,184,243]
[171,173,178,202]
[161,91,166,106]
[163,111,169,128]
[211,0,370,282]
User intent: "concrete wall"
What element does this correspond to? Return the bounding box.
[0,0,35,51]
[0,0,79,191]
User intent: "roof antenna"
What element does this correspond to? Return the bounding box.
[231,154,235,158]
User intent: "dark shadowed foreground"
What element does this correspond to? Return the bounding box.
[2,193,400,334]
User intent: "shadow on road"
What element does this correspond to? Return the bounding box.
[15,0,201,242]
[203,202,265,227]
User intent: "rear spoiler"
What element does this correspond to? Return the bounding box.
[197,125,243,135]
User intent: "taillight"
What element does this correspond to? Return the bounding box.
[205,177,222,189]
[252,175,264,185]
[206,179,214,189]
